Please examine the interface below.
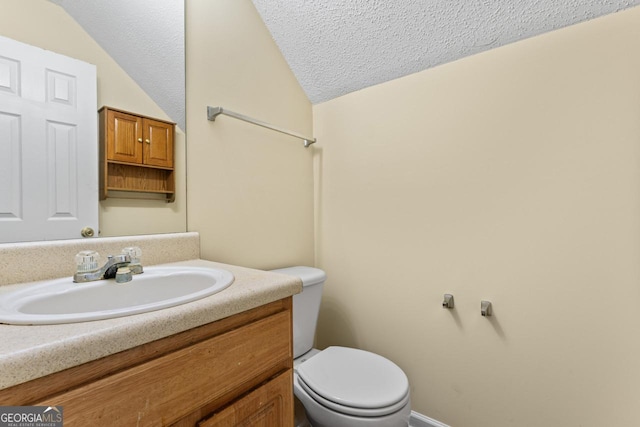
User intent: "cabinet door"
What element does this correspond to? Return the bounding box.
[107,109,143,164]
[143,118,174,168]
[199,370,293,427]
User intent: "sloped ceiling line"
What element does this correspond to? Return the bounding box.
[49,0,639,116]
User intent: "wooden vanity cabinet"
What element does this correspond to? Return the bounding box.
[0,298,294,427]
[99,106,176,202]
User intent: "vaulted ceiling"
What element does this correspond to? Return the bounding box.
[50,0,640,128]
[252,0,640,104]
[49,0,185,129]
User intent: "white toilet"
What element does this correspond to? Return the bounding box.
[271,266,411,427]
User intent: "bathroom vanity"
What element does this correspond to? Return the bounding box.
[0,255,301,426]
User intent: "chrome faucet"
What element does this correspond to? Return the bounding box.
[74,253,132,283]
[73,247,144,283]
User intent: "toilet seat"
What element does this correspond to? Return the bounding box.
[297,376,410,417]
[296,346,410,417]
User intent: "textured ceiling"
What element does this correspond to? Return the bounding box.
[49,0,185,130]
[251,0,640,104]
[46,1,640,120]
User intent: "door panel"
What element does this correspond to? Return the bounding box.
[143,118,174,168]
[107,109,142,164]
[0,112,23,220]
[46,121,78,219]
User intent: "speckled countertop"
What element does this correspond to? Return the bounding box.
[0,259,301,390]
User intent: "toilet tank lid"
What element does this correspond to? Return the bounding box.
[270,266,326,287]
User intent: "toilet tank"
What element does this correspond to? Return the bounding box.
[270,266,326,358]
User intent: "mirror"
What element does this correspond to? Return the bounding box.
[0,0,187,241]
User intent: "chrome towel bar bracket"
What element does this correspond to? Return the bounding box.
[207,106,316,148]
[442,294,454,309]
[481,301,493,317]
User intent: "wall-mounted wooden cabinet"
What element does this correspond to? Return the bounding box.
[99,106,175,202]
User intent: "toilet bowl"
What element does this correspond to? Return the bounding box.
[271,267,411,427]
[294,346,411,427]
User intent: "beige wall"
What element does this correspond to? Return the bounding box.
[0,0,187,238]
[185,0,314,269]
[314,7,640,427]
[7,1,640,424]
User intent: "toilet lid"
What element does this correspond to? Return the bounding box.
[297,346,409,413]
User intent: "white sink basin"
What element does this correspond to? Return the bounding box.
[0,266,234,325]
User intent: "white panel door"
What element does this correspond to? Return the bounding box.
[0,35,98,243]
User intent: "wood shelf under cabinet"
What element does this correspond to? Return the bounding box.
[99,106,176,202]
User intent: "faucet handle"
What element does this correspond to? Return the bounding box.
[75,250,100,273]
[122,246,143,274]
[122,246,142,263]
[122,246,141,259]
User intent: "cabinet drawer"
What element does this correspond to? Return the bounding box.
[38,311,291,426]
[198,370,293,427]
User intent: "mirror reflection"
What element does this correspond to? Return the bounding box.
[0,0,187,243]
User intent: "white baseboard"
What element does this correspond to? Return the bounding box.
[410,411,450,427]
